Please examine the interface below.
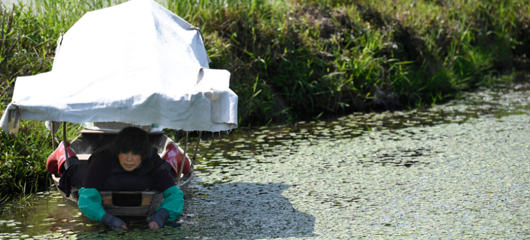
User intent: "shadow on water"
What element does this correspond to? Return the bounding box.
[1,77,530,238]
[1,183,315,239]
[181,181,316,239]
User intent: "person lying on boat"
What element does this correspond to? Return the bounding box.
[45,126,191,230]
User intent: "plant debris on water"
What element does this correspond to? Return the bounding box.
[0,0,530,238]
[1,0,529,200]
[1,80,530,238]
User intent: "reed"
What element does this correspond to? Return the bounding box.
[0,0,528,198]
[0,119,81,201]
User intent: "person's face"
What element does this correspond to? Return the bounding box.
[118,152,142,171]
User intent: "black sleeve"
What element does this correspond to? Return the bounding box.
[152,153,176,192]
[82,152,111,190]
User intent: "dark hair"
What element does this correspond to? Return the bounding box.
[115,127,151,159]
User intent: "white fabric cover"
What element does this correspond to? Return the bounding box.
[0,0,238,133]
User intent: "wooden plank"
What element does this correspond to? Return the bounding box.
[101,194,112,205]
[107,209,149,216]
[142,195,152,206]
[100,191,157,207]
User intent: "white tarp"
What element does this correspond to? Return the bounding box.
[0,0,238,134]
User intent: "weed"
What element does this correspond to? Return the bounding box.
[0,0,529,198]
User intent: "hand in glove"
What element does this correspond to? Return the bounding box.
[149,208,169,229]
[102,213,127,230]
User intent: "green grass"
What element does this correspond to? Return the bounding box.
[0,119,81,201]
[0,0,529,198]
[2,0,530,124]
[174,0,529,123]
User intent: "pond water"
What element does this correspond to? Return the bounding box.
[1,77,530,239]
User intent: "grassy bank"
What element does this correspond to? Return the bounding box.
[0,0,529,199]
[194,0,530,124]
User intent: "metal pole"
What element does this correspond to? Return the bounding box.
[176,131,189,185]
[192,131,202,164]
[62,122,70,170]
[51,122,55,150]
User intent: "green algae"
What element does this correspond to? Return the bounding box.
[2,83,530,238]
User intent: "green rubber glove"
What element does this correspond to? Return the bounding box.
[78,187,106,221]
[157,185,184,221]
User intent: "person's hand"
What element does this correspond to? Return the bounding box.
[102,213,127,230]
[149,208,169,228]
[148,221,160,229]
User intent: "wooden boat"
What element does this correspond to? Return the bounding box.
[50,126,194,218]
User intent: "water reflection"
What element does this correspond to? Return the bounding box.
[0,191,105,237]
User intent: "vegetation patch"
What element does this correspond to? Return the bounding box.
[1,77,530,237]
[0,0,529,198]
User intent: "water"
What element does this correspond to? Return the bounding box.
[1,78,530,239]
[0,191,105,234]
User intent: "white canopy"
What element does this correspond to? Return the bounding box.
[0,0,238,134]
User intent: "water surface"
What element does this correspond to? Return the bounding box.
[2,80,530,239]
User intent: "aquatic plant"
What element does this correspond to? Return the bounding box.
[0,0,529,198]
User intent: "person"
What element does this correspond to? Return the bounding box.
[46,126,190,230]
